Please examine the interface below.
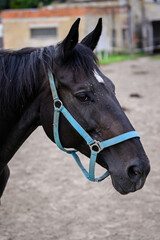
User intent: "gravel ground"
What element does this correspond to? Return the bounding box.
[0,56,160,240]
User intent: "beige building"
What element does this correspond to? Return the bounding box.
[141,0,160,53]
[1,1,131,54]
[1,0,160,53]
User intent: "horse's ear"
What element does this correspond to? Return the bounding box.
[56,18,80,61]
[81,18,102,51]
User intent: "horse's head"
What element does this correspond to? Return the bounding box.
[40,19,150,194]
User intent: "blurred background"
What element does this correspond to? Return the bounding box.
[0,1,160,240]
[0,0,160,58]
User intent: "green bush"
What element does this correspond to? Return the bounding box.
[0,0,10,10]
[9,0,52,9]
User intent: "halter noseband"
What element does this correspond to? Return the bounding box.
[48,71,140,182]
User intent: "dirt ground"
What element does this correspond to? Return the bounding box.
[0,56,160,240]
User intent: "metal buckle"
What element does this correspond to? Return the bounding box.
[54,99,63,111]
[89,140,102,153]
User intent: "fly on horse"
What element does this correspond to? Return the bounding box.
[0,18,150,198]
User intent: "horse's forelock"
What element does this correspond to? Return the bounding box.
[62,44,98,75]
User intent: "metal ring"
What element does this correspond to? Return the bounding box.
[54,100,63,111]
[90,141,102,153]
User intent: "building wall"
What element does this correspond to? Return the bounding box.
[131,0,160,52]
[144,2,160,21]
[1,3,130,53]
[2,10,86,49]
[2,7,88,49]
[2,1,160,53]
[144,2,160,52]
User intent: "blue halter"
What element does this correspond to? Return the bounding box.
[48,71,140,182]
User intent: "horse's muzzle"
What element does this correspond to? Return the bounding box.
[110,157,150,194]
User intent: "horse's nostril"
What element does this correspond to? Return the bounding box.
[127,165,143,182]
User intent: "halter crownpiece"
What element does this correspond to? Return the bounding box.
[48,71,140,182]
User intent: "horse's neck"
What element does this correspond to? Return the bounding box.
[0,61,44,118]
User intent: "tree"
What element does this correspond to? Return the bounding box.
[0,0,10,10]
[9,0,53,9]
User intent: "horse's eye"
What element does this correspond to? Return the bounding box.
[76,93,90,102]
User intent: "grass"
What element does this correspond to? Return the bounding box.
[151,55,160,60]
[98,52,147,65]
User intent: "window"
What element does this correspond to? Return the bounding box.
[122,28,128,47]
[112,29,116,48]
[30,27,57,39]
[0,38,2,48]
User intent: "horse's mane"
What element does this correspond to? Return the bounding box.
[0,44,97,117]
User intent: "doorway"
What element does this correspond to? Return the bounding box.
[152,20,160,53]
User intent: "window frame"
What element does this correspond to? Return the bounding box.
[29,24,58,39]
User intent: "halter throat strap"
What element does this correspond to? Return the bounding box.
[48,71,140,182]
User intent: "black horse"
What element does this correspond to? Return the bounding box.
[0,19,150,198]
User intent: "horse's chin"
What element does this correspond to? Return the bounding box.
[110,174,145,195]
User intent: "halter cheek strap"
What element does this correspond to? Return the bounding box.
[48,71,140,182]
